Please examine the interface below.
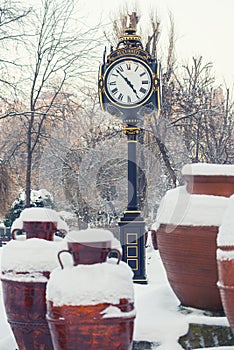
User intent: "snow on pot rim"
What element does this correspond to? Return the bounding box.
[1,271,49,283]
[18,207,60,222]
[100,305,136,319]
[46,259,134,307]
[182,163,234,176]
[1,238,66,274]
[217,249,234,261]
[217,195,234,254]
[66,228,122,252]
[155,185,228,227]
[11,208,69,233]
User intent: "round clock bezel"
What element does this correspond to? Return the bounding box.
[103,57,154,109]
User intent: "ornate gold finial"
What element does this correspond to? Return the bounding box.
[116,12,142,49]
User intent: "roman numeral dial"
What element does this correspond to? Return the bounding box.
[105,58,153,107]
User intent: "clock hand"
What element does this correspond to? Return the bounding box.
[116,69,140,99]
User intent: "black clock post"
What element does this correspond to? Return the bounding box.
[118,125,147,284]
[98,20,161,284]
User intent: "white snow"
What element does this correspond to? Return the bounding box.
[13,189,53,205]
[217,195,234,248]
[1,238,66,274]
[46,258,134,306]
[155,186,228,227]
[10,207,69,233]
[57,219,69,232]
[217,249,234,262]
[1,271,48,283]
[100,305,136,319]
[0,222,5,228]
[0,242,233,349]
[182,163,234,176]
[67,228,116,243]
[13,207,60,222]
[66,229,122,253]
[10,217,22,233]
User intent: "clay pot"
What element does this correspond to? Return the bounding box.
[11,207,68,241]
[184,174,234,197]
[1,237,66,350]
[157,224,222,311]
[2,208,70,350]
[151,230,158,250]
[182,163,234,197]
[46,230,134,350]
[12,221,57,241]
[1,277,53,350]
[58,240,121,267]
[217,247,234,333]
[47,299,135,350]
[218,284,234,329]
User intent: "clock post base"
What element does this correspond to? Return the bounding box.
[118,212,147,284]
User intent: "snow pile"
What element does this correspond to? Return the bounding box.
[11,207,69,233]
[217,195,234,260]
[182,163,234,176]
[67,229,115,242]
[13,188,53,205]
[46,259,134,307]
[2,272,48,283]
[66,229,122,253]
[10,218,22,233]
[217,195,234,247]
[101,305,136,319]
[1,238,66,276]
[155,186,228,227]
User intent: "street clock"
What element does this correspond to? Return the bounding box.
[98,27,162,125]
[98,22,162,284]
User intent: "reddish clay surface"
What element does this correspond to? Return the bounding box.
[218,254,234,334]
[12,221,57,240]
[58,241,121,267]
[157,224,222,311]
[151,230,158,250]
[47,299,135,350]
[184,175,234,197]
[1,278,53,350]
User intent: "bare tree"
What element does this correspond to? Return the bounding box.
[0,0,31,96]
[0,0,100,207]
[0,158,13,215]
[41,86,124,229]
[169,57,234,163]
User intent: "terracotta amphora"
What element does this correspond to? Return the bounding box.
[47,299,135,350]
[1,227,66,350]
[58,240,121,267]
[155,184,228,311]
[217,251,234,333]
[1,276,54,350]
[157,224,223,311]
[182,163,234,197]
[217,195,234,333]
[46,229,135,350]
[11,207,68,241]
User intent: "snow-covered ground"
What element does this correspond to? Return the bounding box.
[0,239,234,350]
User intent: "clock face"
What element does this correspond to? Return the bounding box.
[104,58,153,107]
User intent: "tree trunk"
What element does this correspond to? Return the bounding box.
[156,137,177,187]
[25,112,34,207]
